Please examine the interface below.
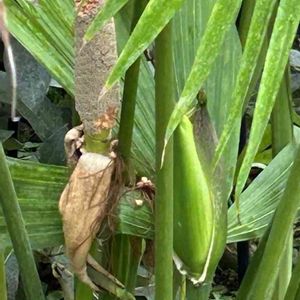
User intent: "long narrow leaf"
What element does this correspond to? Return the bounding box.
[284,255,300,300]
[235,0,300,198]
[163,0,242,152]
[172,0,242,203]
[0,250,7,300]
[83,0,129,43]
[0,144,45,300]
[105,0,185,89]
[5,0,74,95]
[238,143,300,299]
[213,0,279,167]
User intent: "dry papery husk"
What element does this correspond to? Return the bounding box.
[59,151,121,290]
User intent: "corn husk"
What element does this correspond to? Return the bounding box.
[59,152,114,290]
[173,115,215,284]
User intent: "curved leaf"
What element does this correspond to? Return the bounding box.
[235,0,300,198]
[83,0,129,43]
[213,0,279,168]
[163,0,242,153]
[5,0,74,95]
[105,0,185,89]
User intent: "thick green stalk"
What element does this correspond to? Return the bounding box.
[241,144,300,299]
[75,277,93,300]
[186,281,211,300]
[111,235,143,291]
[284,255,300,300]
[155,21,175,300]
[118,0,147,179]
[0,143,45,300]
[237,226,271,298]
[107,3,147,298]
[0,250,7,300]
[271,66,293,300]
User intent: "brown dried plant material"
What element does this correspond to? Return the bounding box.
[59,152,115,290]
[64,124,84,167]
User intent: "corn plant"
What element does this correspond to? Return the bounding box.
[0,0,300,299]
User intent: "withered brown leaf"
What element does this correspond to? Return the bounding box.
[59,152,114,290]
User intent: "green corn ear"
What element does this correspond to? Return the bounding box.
[173,115,215,283]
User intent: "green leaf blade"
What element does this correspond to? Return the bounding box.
[84,0,129,43]
[105,0,185,89]
[213,0,279,168]
[164,0,242,151]
[235,0,300,198]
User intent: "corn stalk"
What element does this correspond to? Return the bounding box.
[0,143,45,300]
[59,0,128,297]
[155,20,175,300]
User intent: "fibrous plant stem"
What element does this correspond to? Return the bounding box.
[155,21,175,300]
[0,143,45,300]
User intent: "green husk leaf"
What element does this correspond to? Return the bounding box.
[173,116,213,281]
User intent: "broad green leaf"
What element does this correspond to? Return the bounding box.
[84,0,129,43]
[172,0,242,204]
[0,130,13,143]
[213,0,279,168]
[227,143,295,242]
[116,191,154,239]
[0,158,68,249]
[235,0,300,198]
[105,0,185,89]
[1,148,299,248]
[284,255,300,300]
[5,0,74,95]
[164,0,242,151]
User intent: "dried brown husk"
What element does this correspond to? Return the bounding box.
[59,152,114,290]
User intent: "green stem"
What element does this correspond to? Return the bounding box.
[0,143,45,300]
[109,2,147,298]
[155,21,175,300]
[236,226,271,299]
[118,0,147,178]
[75,277,93,300]
[245,144,300,299]
[111,235,143,292]
[186,280,211,300]
[270,52,293,300]
[284,255,300,300]
[0,250,7,300]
